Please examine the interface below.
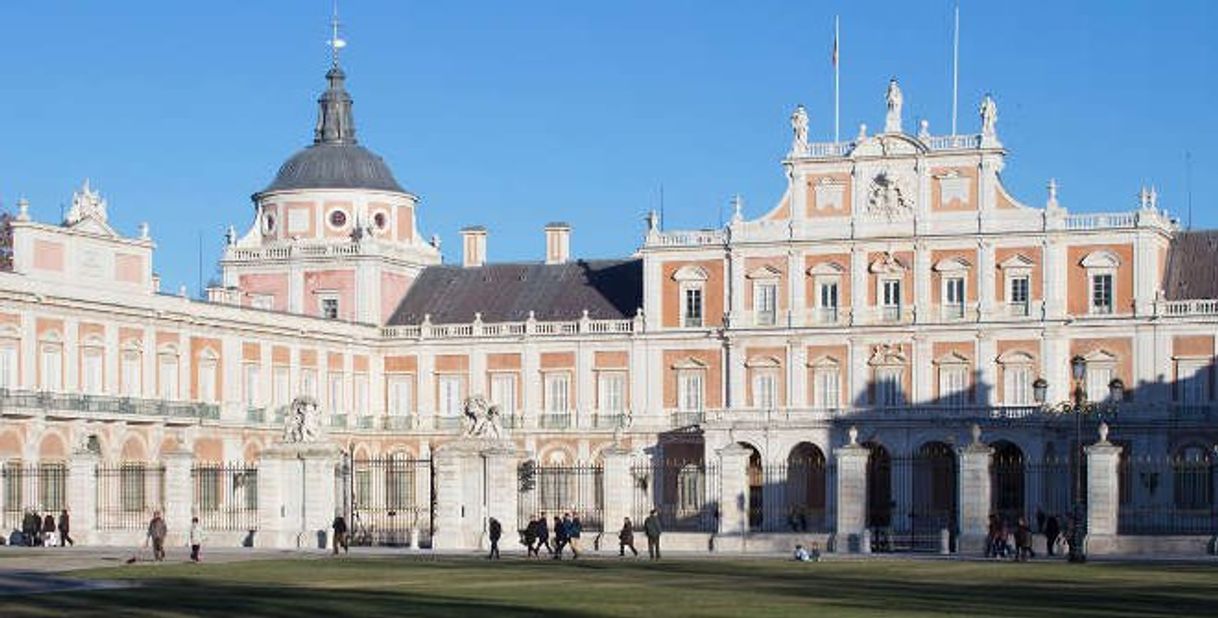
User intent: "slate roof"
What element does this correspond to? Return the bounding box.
[261,143,404,194]
[1163,230,1218,300]
[387,259,643,325]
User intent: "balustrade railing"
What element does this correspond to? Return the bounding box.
[0,389,219,421]
[381,316,636,340]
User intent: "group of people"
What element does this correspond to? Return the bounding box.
[520,512,586,559]
[12,509,73,547]
[619,511,663,559]
[139,511,204,563]
[987,509,1069,561]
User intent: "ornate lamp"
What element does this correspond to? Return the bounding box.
[1108,378,1126,403]
[1070,355,1087,384]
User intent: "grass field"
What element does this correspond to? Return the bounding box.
[3,555,1217,617]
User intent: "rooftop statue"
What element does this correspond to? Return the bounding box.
[980,94,998,137]
[884,79,903,133]
[790,105,810,155]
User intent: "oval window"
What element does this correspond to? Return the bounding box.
[373,212,388,230]
[329,210,347,228]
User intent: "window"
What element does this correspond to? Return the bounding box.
[1004,364,1033,406]
[682,287,704,328]
[320,296,340,320]
[944,277,966,319]
[874,366,904,406]
[490,373,516,416]
[120,351,141,397]
[82,347,104,395]
[597,372,626,413]
[1090,273,1113,315]
[1009,276,1030,316]
[1085,363,1114,403]
[0,345,17,389]
[250,294,274,311]
[387,375,414,416]
[38,462,66,511]
[678,371,704,411]
[158,353,179,400]
[353,373,369,414]
[752,370,778,410]
[813,365,840,409]
[881,279,902,321]
[817,281,839,323]
[545,372,571,414]
[437,375,463,416]
[939,364,969,407]
[328,209,348,228]
[754,282,778,326]
[328,373,344,414]
[40,343,62,391]
[198,354,217,403]
[301,368,317,399]
[272,366,289,407]
[244,364,262,408]
[1177,360,1211,404]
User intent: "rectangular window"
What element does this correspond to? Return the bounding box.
[328,373,344,414]
[678,371,704,411]
[1086,365,1114,403]
[754,282,778,326]
[387,375,414,416]
[251,295,274,311]
[814,367,840,409]
[437,375,463,416]
[945,277,965,319]
[1009,276,1030,316]
[0,345,17,389]
[1004,365,1033,406]
[939,365,969,407]
[818,281,839,323]
[244,364,261,408]
[40,345,62,391]
[83,350,104,395]
[353,373,369,414]
[120,353,141,397]
[875,367,904,406]
[545,372,570,414]
[198,360,217,403]
[272,366,289,407]
[1177,361,1211,404]
[752,371,777,409]
[597,372,626,413]
[301,368,317,399]
[490,373,516,416]
[158,355,179,400]
[881,279,902,321]
[1090,274,1113,314]
[682,287,704,328]
[320,296,340,320]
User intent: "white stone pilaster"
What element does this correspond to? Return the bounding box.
[787,250,803,327]
[912,336,931,404]
[67,450,99,545]
[1085,435,1122,553]
[716,443,750,551]
[957,435,993,554]
[1044,239,1066,319]
[483,444,523,550]
[976,335,997,406]
[601,447,632,539]
[849,246,867,325]
[789,340,807,408]
[978,240,995,319]
[163,449,193,546]
[834,437,870,553]
[63,317,79,392]
[914,241,930,323]
[727,338,746,410]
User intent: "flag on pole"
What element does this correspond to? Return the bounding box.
[832,26,838,66]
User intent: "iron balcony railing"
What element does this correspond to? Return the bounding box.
[0,388,219,420]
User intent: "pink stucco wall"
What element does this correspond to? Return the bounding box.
[304,269,355,319]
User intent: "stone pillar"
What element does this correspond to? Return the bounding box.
[255,442,340,549]
[957,426,993,554]
[163,449,194,546]
[834,429,870,553]
[716,443,751,551]
[601,446,633,541]
[1085,425,1122,555]
[431,444,468,551]
[67,449,99,545]
[482,443,523,551]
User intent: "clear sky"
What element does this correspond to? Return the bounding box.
[1,1,1214,293]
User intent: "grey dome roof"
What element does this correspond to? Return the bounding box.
[262,143,405,194]
[258,64,406,195]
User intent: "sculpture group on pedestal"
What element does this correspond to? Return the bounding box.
[281,396,323,444]
[461,394,504,440]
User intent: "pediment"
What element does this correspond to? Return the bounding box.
[997,350,1036,365]
[672,265,710,282]
[999,254,1036,271]
[671,357,709,370]
[807,261,846,276]
[746,264,783,280]
[850,133,928,159]
[1080,250,1121,269]
[933,257,971,273]
[869,253,907,274]
[66,216,119,238]
[745,355,782,368]
[934,351,971,365]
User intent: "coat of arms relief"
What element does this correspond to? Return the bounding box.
[865,169,915,221]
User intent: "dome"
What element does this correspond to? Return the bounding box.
[261,143,405,194]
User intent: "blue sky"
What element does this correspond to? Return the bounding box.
[1,1,1214,293]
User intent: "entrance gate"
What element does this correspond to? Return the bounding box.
[337,454,434,547]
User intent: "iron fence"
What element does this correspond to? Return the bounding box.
[191,463,258,533]
[752,457,832,533]
[630,459,719,532]
[519,462,604,532]
[1118,455,1217,535]
[341,456,433,546]
[867,446,958,552]
[991,455,1079,529]
[96,462,165,530]
[1,462,68,540]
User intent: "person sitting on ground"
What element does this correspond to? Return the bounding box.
[793,544,811,561]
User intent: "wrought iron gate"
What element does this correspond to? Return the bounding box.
[338,454,434,547]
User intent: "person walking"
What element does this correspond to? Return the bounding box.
[42,513,57,547]
[551,515,568,560]
[643,509,662,560]
[487,517,502,560]
[189,516,204,562]
[21,510,38,547]
[331,513,349,555]
[147,511,168,561]
[568,514,583,559]
[58,509,73,547]
[536,513,551,556]
[1014,516,1033,562]
[1044,514,1061,557]
[523,516,539,558]
[618,517,638,557]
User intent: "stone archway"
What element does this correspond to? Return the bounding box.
[991,440,1025,523]
[864,441,893,529]
[786,442,827,531]
[912,441,958,546]
[736,442,763,530]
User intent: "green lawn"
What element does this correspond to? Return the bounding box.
[3,555,1217,617]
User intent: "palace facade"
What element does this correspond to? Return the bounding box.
[2,55,1216,553]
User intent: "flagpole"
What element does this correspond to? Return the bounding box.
[951,3,959,135]
[834,15,840,143]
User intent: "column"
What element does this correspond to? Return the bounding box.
[978,240,996,320]
[849,247,867,325]
[163,449,194,546]
[255,443,339,549]
[67,449,99,545]
[482,444,523,551]
[601,446,633,540]
[913,241,930,324]
[834,429,870,553]
[255,453,285,547]
[716,443,750,551]
[1085,425,1122,555]
[431,444,469,550]
[957,427,993,554]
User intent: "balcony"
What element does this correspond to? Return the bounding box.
[0,389,220,421]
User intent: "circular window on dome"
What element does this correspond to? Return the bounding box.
[373,212,388,231]
[328,209,348,229]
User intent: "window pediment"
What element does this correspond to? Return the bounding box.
[934,350,971,365]
[999,254,1036,271]
[808,354,841,368]
[672,265,710,282]
[745,355,782,368]
[807,261,846,276]
[997,350,1036,365]
[746,264,783,280]
[1082,348,1118,364]
[1080,250,1121,269]
[933,257,972,273]
[868,343,907,366]
[672,357,709,370]
[869,253,907,274]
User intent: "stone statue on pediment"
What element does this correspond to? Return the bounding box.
[980,94,998,137]
[790,105,810,156]
[884,79,903,133]
[282,396,323,443]
[461,394,503,440]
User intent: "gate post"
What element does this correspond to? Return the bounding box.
[716,443,750,551]
[834,427,870,553]
[1085,423,1122,555]
[957,424,993,555]
[601,445,633,546]
[163,449,194,547]
[256,442,340,549]
[67,449,99,545]
[482,443,523,551]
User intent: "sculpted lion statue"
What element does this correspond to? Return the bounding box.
[282,395,322,443]
[461,394,503,439]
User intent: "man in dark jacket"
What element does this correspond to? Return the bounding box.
[487,517,502,560]
[619,517,638,557]
[331,514,349,555]
[1044,515,1061,556]
[58,509,73,547]
[21,510,38,546]
[568,515,583,559]
[147,512,168,561]
[643,509,662,560]
[536,513,551,556]
[551,515,568,559]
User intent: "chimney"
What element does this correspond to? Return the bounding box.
[460,225,487,268]
[544,222,571,264]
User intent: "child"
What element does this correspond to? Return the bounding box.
[189,517,205,562]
